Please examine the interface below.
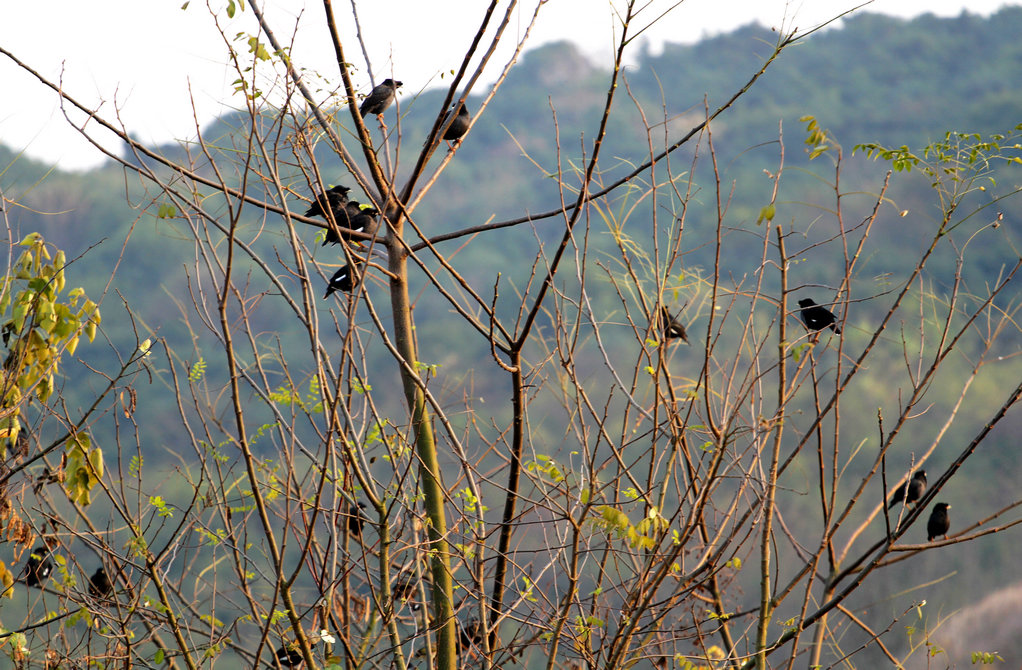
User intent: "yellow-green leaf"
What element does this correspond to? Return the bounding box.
[757,204,776,225]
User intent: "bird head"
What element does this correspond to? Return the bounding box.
[798,298,816,308]
[329,185,350,195]
[383,78,403,88]
[914,470,926,479]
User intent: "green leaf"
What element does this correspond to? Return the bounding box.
[189,357,207,382]
[757,204,776,225]
[247,36,270,61]
[19,232,43,247]
[808,145,829,159]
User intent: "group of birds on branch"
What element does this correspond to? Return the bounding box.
[358,77,471,142]
[885,470,952,541]
[345,83,956,543]
[799,304,951,542]
[17,545,113,597]
[306,185,380,297]
[359,78,472,146]
[658,299,951,542]
[308,78,472,299]
[658,296,843,347]
[304,184,380,297]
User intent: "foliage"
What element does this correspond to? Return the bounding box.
[0,233,100,450]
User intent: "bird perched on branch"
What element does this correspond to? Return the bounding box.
[887,470,926,508]
[798,298,841,334]
[660,306,689,344]
[305,185,350,219]
[459,620,482,651]
[360,78,402,118]
[275,643,304,667]
[23,546,52,588]
[88,567,113,597]
[345,502,368,538]
[392,578,421,611]
[322,202,379,246]
[324,264,359,298]
[350,206,380,238]
[307,185,353,243]
[442,103,470,142]
[927,502,951,541]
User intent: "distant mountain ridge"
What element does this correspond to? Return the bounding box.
[4,7,1020,367]
[3,7,1019,296]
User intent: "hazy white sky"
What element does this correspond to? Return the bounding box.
[1,0,1016,170]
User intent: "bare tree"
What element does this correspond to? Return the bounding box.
[2,2,1021,669]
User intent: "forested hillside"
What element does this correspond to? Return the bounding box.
[8,8,1020,451]
[2,6,1021,667]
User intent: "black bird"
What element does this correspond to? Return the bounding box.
[459,620,482,651]
[351,207,379,235]
[323,202,380,246]
[347,205,380,244]
[798,298,841,334]
[392,579,420,610]
[305,185,350,218]
[345,502,368,537]
[324,264,359,298]
[24,546,52,588]
[442,103,471,141]
[322,201,360,245]
[887,470,927,508]
[88,567,113,598]
[660,306,689,344]
[275,643,304,667]
[359,78,402,118]
[927,502,951,541]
